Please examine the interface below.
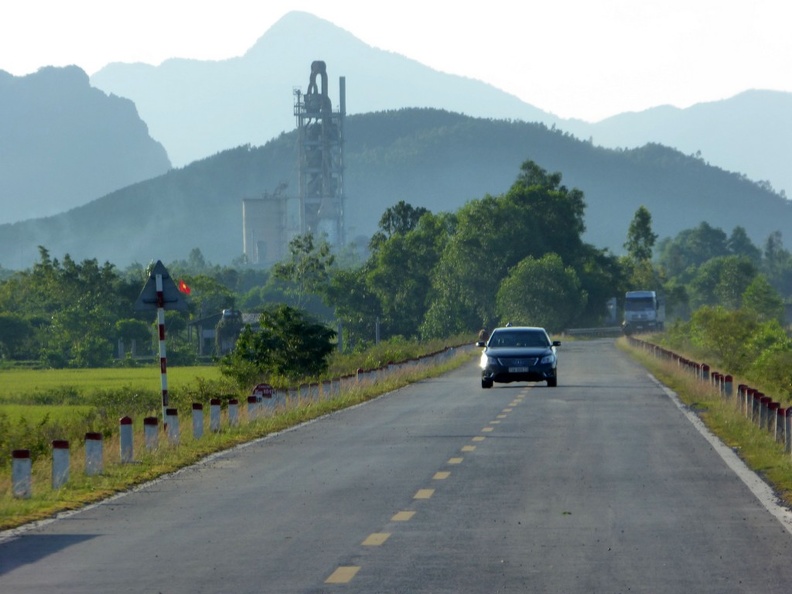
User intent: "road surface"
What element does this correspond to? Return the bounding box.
[3,339,792,593]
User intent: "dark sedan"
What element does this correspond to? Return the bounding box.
[477,326,560,389]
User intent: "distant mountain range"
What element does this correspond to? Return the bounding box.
[0,109,788,271]
[90,10,792,198]
[0,10,790,271]
[0,66,171,225]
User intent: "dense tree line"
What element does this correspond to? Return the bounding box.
[2,159,792,379]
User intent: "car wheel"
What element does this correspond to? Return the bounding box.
[481,379,493,389]
[547,377,557,387]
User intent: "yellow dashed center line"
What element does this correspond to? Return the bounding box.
[482,426,494,432]
[497,414,507,419]
[503,408,513,412]
[362,532,391,546]
[433,471,451,480]
[448,457,463,464]
[325,566,360,584]
[490,420,501,424]
[392,511,415,521]
[461,445,476,452]
[414,488,435,499]
[472,436,485,442]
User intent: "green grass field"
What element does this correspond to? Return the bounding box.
[0,366,222,401]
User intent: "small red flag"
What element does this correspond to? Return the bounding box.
[177,279,191,295]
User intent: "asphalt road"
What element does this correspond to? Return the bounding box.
[3,339,792,593]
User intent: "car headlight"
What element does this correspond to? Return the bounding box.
[539,353,556,365]
[480,353,497,368]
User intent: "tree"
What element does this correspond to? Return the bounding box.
[0,313,33,359]
[219,304,336,386]
[366,211,449,338]
[495,254,587,332]
[727,226,761,264]
[688,255,757,310]
[741,275,784,323]
[658,222,729,281]
[325,265,381,348]
[624,206,657,262]
[369,200,430,251]
[272,233,335,308]
[422,160,588,337]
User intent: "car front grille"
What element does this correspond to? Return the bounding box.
[498,357,539,366]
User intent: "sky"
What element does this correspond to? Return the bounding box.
[1,0,789,122]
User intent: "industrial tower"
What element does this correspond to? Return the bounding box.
[293,61,346,246]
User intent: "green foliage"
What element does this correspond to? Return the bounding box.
[219,304,336,387]
[369,200,430,251]
[366,211,449,338]
[688,306,759,373]
[272,233,335,308]
[624,206,657,262]
[741,275,784,322]
[688,255,757,310]
[421,160,591,337]
[495,254,587,332]
[0,313,33,359]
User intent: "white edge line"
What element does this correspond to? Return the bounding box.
[648,372,792,535]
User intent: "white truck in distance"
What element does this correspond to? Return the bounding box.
[622,290,665,334]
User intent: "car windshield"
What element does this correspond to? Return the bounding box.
[489,331,549,348]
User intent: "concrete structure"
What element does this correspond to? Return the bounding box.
[242,61,346,265]
[294,61,346,246]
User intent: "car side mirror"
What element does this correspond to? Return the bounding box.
[476,341,486,347]
[552,340,561,347]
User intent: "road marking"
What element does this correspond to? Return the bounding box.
[414,489,435,499]
[651,374,792,536]
[433,471,451,480]
[490,420,501,424]
[325,566,360,583]
[482,426,494,432]
[392,511,415,521]
[472,436,485,442]
[497,414,507,419]
[362,532,391,546]
[461,445,476,452]
[448,457,463,464]
[502,408,513,412]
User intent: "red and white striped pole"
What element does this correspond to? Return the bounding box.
[156,272,169,427]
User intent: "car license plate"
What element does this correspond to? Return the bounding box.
[508,366,530,373]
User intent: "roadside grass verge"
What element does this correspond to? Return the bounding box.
[618,336,792,508]
[0,348,477,531]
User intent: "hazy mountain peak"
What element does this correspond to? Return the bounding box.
[0,66,171,224]
[91,11,558,167]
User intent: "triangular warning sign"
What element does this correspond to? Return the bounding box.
[134,261,189,312]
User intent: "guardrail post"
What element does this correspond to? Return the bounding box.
[786,408,792,454]
[247,396,258,421]
[751,391,762,425]
[724,375,733,398]
[144,416,159,450]
[52,440,70,489]
[228,399,239,426]
[192,403,204,439]
[12,449,32,498]
[210,399,221,432]
[776,407,785,443]
[119,416,133,463]
[769,402,780,436]
[85,432,103,476]
[165,408,179,444]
